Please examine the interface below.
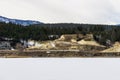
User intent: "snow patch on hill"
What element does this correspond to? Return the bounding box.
[0,16,42,26]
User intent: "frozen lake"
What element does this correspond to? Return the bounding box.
[0,58,120,80]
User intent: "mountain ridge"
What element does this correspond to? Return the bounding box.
[0,16,42,26]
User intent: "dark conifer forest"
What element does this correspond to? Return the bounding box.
[0,22,120,45]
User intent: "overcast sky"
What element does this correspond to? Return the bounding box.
[0,0,120,24]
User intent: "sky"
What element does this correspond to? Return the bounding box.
[0,0,120,24]
[0,58,120,80]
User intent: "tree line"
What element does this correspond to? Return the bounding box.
[0,22,120,45]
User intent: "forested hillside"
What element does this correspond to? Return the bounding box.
[0,22,120,45]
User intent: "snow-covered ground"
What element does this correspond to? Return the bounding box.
[0,58,119,80]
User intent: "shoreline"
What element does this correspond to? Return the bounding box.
[0,50,120,58]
